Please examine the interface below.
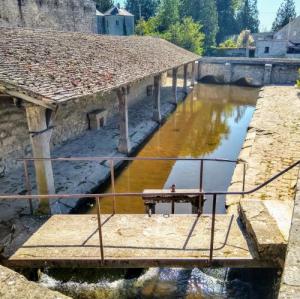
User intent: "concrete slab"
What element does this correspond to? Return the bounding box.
[7,214,270,268]
[264,200,293,242]
[239,199,287,265]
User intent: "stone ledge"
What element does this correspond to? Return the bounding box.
[0,265,70,299]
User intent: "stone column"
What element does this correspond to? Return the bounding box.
[183,64,188,94]
[172,68,178,105]
[224,62,232,84]
[153,74,162,123]
[263,64,272,85]
[25,105,55,214]
[197,61,202,81]
[191,61,196,86]
[117,86,130,154]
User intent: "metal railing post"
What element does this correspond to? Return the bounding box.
[209,194,217,263]
[23,160,33,215]
[242,162,246,198]
[110,159,116,214]
[198,160,204,215]
[96,197,104,263]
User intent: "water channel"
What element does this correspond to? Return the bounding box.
[40,84,278,298]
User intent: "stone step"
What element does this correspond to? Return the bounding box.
[239,199,292,264]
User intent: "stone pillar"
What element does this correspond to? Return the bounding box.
[191,61,196,86]
[117,86,130,154]
[183,64,188,94]
[153,74,162,123]
[25,105,55,214]
[263,64,272,85]
[197,61,202,81]
[224,62,232,84]
[172,68,178,105]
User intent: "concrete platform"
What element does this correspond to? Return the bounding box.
[239,199,290,265]
[7,214,273,268]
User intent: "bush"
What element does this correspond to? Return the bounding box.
[297,69,300,88]
[135,17,205,55]
[219,39,237,48]
[162,17,205,55]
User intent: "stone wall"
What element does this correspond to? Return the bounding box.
[0,75,156,175]
[0,0,97,33]
[199,57,300,86]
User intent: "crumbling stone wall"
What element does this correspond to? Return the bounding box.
[0,76,155,175]
[0,0,97,33]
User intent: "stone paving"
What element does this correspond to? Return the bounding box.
[0,78,189,220]
[227,86,300,209]
[224,85,300,297]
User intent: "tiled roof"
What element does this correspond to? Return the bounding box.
[0,27,199,106]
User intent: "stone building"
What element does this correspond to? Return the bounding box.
[0,27,198,213]
[0,0,97,33]
[255,16,300,58]
[97,6,134,36]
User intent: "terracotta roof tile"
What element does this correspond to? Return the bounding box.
[0,27,199,105]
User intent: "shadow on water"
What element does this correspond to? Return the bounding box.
[39,84,279,298]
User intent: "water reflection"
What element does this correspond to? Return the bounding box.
[91,84,258,215]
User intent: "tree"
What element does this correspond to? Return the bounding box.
[163,17,205,54]
[236,30,255,47]
[219,39,237,48]
[216,0,237,43]
[272,0,296,32]
[125,0,159,22]
[94,0,113,13]
[135,17,159,35]
[135,16,205,54]
[180,0,219,49]
[156,0,180,31]
[237,0,259,33]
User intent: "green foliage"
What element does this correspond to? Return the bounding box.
[180,0,219,49]
[219,39,237,48]
[237,0,259,33]
[94,0,113,12]
[297,69,300,88]
[125,0,159,21]
[163,17,205,54]
[135,16,204,55]
[156,0,180,31]
[272,0,296,32]
[236,30,255,47]
[216,0,237,44]
[135,17,159,35]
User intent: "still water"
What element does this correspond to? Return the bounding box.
[40,84,278,298]
[91,83,258,215]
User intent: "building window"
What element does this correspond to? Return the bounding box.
[264,47,270,54]
[116,20,119,26]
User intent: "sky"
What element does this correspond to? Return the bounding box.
[119,0,300,32]
[258,0,300,31]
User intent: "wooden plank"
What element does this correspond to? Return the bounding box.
[6,214,274,268]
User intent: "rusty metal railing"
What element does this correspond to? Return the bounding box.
[1,157,299,264]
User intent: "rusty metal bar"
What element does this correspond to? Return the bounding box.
[18,157,239,163]
[209,194,217,263]
[242,163,246,198]
[200,160,204,191]
[171,200,175,214]
[1,161,299,200]
[23,160,33,215]
[96,197,104,263]
[199,160,204,215]
[110,159,116,214]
